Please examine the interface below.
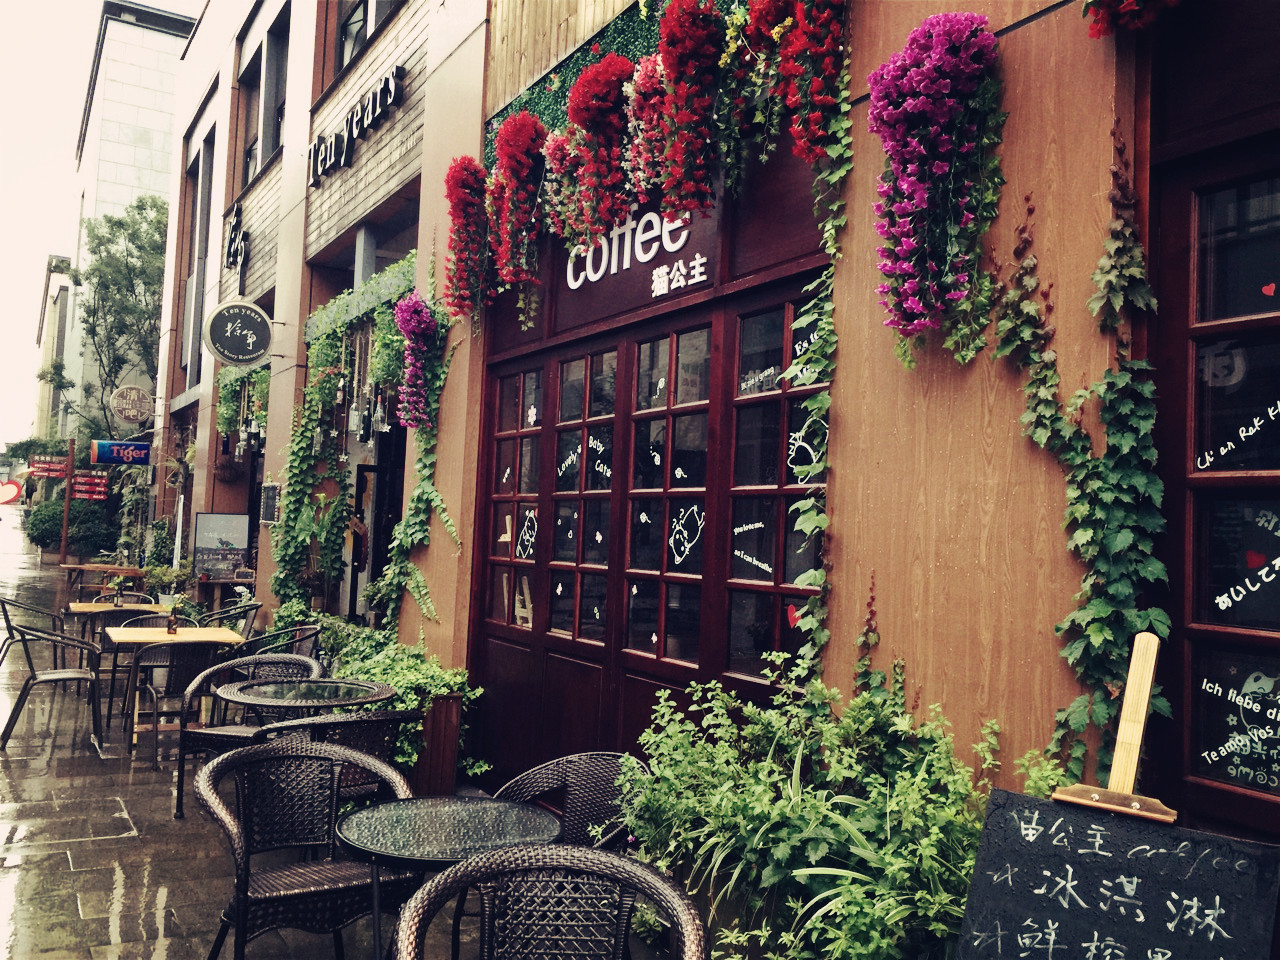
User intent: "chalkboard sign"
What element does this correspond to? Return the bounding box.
[958,789,1280,960]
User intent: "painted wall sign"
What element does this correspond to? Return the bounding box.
[203,300,272,367]
[224,202,249,295]
[90,440,150,465]
[957,788,1280,960]
[109,384,151,424]
[308,64,405,187]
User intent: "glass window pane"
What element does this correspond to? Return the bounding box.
[671,414,707,488]
[519,437,540,494]
[732,497,777,581]
[550,571,575,633]
[629,497,662,571]
[728,590,775,675]
[627,580,660,653]
[675,328,710,404]
[555,430,582,492]
[514,505,538,561]
[586,425,614,491]
[782,594,809,657]
[492,503,514,557]
[633,419,665,489]
[1199,177,1280,322]
[785,496,823,584]
[513,573,533,628]
[739,309,784,396]
[735,404,780,486]
[498,375,520,432]
[553,502,578,562]
[636,338,669,410]
[591,350,617,416]
[580,574,607,640]
[1191,645,1280,796]
[666,582,701,662]
[523,369,543,427]
[1194,338,1280,471]
[667,498,705,575]
[560,358,585,422]
[495,440,516,494]
[489,567,510,623]
[787,398,827,485]
[1195,494,1280,631]
[582,499,609,565]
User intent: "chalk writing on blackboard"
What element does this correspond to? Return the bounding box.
[957,789,1280,960]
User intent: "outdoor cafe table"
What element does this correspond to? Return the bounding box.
[336,796,563,960]
[68,602,171,638]
[61,563,144,600]
[214,678,396,722]
[104,625,246,647]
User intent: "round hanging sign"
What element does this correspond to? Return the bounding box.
[109,384,152,424]
[204,300,272,366]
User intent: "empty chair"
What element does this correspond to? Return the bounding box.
[124,639,235,768]
[91,591,157,604]
[249,624,324,665]
[173,652,325,819]
[0,598,65,670]
[200,602,262,640]
[0,625,103,753]
[99,612,198,731]
[250,708,421,802]
[395,844,706,960]
[196,739,421,960]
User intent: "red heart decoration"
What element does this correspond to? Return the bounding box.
[0,481,21,505]
[786,604,801,629]
[1263,283,1276,297]
[1246,549,1268,569]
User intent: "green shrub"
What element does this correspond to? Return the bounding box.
[25,499,120,555]
[621,646,997,960]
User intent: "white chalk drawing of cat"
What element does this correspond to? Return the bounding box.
[668,504,705,566]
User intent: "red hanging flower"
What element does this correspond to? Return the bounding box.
[1082,0,1177,38]
[444,156,492,323]
[625,53,666,203]
[778,0,848,165]
[658,0,725,220]
[487,111,547,286]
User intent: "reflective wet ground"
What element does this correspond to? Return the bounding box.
[0,502,456,959]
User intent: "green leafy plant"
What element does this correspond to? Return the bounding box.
[25,498,120,556]
[215,363,270,435]
[142,558,193,596]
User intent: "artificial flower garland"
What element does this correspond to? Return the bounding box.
[393,289,438,429]
[1083,0,1177,37]
[444,156,490,325]
[486,111,548,286]
[624,53,666,203]
[658,0,724,219]
[779,0,847,165]
[867,11,1005,366]
[563,52,635,245]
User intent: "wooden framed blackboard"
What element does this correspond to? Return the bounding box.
[958,789,1280,959]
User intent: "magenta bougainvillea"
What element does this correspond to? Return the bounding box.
[867,11,1004,364]
[444,156,490,323]
[393,290,439,429]
[778,0,848,164]
[658,0,724,220]
[487,111,548,286]
[1083,0,1177,37]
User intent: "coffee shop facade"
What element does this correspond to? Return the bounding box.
[153,0,1280,848]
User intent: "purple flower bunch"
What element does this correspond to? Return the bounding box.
[394,290,440,429]
[867,12,998,338]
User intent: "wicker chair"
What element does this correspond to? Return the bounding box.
[173,653,324,819]
[0,625,103,752]
[248,625,325,668]
[250,708,421,802]
[395,844,706,960]
[196,739,421,960]
[200,602,263,640]
[123,639,236,768]
[0,598,64,671]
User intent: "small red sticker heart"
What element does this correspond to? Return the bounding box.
[1246,549,1268,569]
[786,604,801,628]
[1263,283,1276,297]
[0,481,20,505]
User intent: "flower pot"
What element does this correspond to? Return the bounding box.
[408,692,462,797]
[158,593,176,607]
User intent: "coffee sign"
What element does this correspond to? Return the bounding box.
[110,385,151,424]
[204,300,272,367]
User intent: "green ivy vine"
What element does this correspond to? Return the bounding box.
[215,363,270,435]
[993,136,1168,784]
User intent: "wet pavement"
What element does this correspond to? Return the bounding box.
[0,502,456,959]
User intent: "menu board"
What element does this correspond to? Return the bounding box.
[193,513,250,580]
[958,789,1280,960]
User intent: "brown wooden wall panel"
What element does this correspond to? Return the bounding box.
[824,0,1125,785]
[538,653,605,762]
[476,636,539,785]
[484,0,633,117]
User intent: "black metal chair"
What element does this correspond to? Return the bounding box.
[395,844,707,960]
[90,591,157,604]
[200,602,263,640]
[0,625,103,753]
[196,739,421,960]
[123,639,236,768]
[173,653,324,819]
[250,708,421,803]
[0,598,65,670]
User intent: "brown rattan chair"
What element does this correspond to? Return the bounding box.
[395,844,706,960]
[196,739,420,960]
[250,708,421,802]
[200,602,263,640]
[123,639,236,768]
[173,653,324,819]
[0,625,103,752]
[248,625,325,668]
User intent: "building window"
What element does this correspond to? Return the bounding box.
[238,49,261,187]
[236,7,288,189]
[337,1,368,71]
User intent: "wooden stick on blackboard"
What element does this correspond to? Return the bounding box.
[1052,631,1178,823]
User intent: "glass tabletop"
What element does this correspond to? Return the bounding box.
[215,678,395,709]
[337,797,562,868]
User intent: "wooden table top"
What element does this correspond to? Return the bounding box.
[60,563,145,575]
[67,602,170,616]
[103,626,246,646]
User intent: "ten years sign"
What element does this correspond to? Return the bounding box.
[958,789,1280,960]
[204,300,271,366]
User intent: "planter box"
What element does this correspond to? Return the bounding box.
[408,692,462,796]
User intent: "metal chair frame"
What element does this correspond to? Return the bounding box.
[123,638,236,768]
[0,625,103,753]
[99,613,198,732]
[200,603,263,640]
[0,598,65,671]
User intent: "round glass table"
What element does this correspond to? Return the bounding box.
[215,678,396,719]
[337,796,562,959]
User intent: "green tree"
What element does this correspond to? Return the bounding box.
[72,194,168,437]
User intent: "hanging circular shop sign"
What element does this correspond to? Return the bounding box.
[204,300,272,366]
[109,384,152,424]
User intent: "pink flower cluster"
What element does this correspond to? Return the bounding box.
[625,53,666,204]
[867,12,998,336]
[393,290,439,429]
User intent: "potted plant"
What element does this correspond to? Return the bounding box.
[143,559,193,607]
